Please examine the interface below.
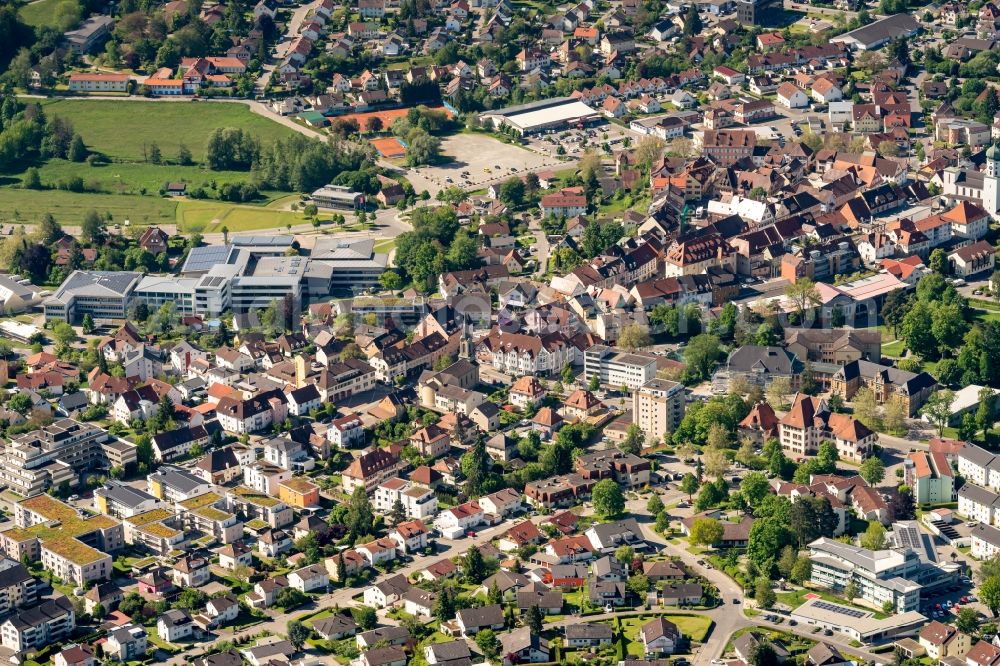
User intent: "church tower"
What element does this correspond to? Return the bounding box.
[458,317,472,361]
[984,143,1000,214]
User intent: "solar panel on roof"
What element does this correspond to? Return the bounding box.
[812,600,865,618]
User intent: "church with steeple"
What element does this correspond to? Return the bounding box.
[940,143,1000,216]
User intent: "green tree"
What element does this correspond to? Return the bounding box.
[981,575,1000,617]
[593,479,625,518]
[683,334,722,380]
[921,390,955,436]
[791,557,812,584]
[646,494,664,515]
[351,605,377,630]
[68,134,87,162]
[740,472,770,509]
[346,485,374,539]
[619,324,652,351]
[620,424,644,455]
[286,620,311,651]
[860,521,886,550]
[680,473,699,500]
[754,577,776,609]
[475,629,501,659]
[682,2,702,35]
[859,457,885,486]
[956,607,980,635]
[627,573,649,600]
[434,588,455,622]
[463,546,488,584]
[588,373,601,392]
[461,437,492,498]
[689,517,724,547]
[525,604,544,633]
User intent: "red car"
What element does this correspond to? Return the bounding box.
[935,603,942,610]
[466,530,476,538]
[961,596,969,604]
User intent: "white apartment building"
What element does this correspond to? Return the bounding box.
[632,379,685,443]
[0,597,75,652]
[243,461,293,497]
[374,478,439,520]
[583,345,658,390]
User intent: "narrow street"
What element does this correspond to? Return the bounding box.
[254,0,322,94]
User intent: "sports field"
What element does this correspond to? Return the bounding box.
[370,136,407,158]
[338,105,453,133]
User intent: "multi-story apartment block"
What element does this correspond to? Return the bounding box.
[147,467,212,503]
[0,559,37,617]
[94,483,163,519]
[225,487,294,529]
[123,509,186,555]
[583,345,658,390]
[243,461,293,496]
[0,596,75,652]
[374,478,439,520]
[905,451,955,505]
[176,493,245,543]
[575,450,650,488]
[632,379,686,443]
[0,420,129,497]
[1,495,123,586]
[41,539,112,587]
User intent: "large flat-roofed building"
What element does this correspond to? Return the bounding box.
[790,597,925,644]
[310,185,364,210]
[830,13,920,50]
[632,379,686,443]
[43,271,142,324]
[480,97,600,136]
[64,15,114,54]
[133,276,199,316]
[807,527,961,613]
[310,238,389,292]
[583,345,659,390]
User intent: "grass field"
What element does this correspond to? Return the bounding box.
[0,188,177,224]
[175,200,308,233]
[29,159,261,197]
[37,99,296,162]
[18,0,68,29]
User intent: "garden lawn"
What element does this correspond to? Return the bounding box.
[0,188,177,225]
[881,339,906,358]
[619,613,713,648]
[37,99,296,162]
[18,0,69,29]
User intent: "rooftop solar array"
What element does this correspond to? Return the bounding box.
[183,245,231,273]
[812,600,866,618]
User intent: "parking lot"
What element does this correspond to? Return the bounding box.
[403,133,562,196]
[525,121,638,157]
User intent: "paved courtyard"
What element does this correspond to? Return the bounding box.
[404,133,564,196]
